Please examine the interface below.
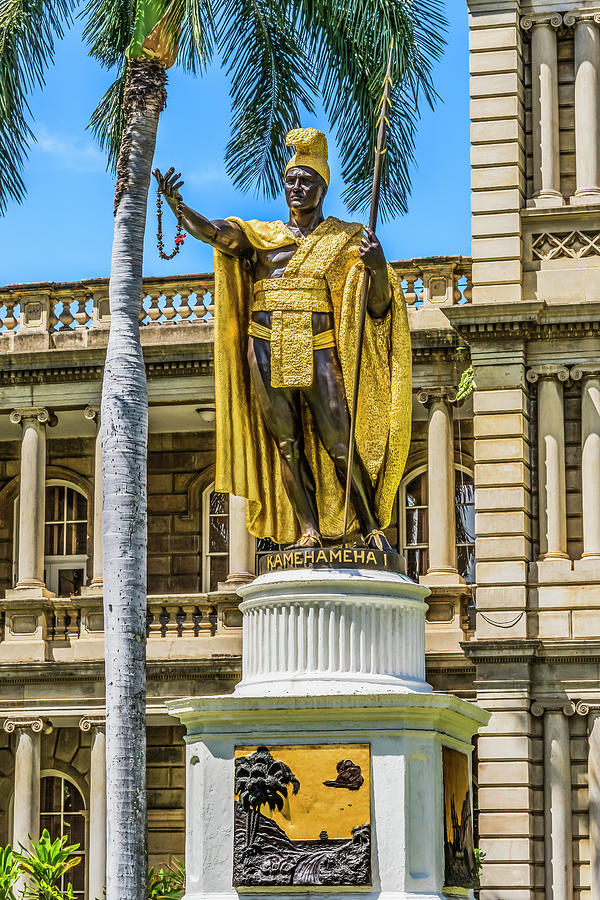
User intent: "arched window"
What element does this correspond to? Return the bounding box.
[202,485,229,592]
[401,466,475,583]
[40,774,86,898]
[44,483,88,596]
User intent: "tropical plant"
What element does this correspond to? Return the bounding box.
[14,829,80,900]
[0,846,20,900]
[1,4,447,900]
[235,746,300,847]
[147,859,185,900]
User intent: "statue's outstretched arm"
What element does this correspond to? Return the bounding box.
[359,227,391,319]
[153,167,252,257]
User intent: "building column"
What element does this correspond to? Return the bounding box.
[566,14,600,204]
[9,408,56,595]
[80,716,106,900]
[585,707,600,898]
[3,717,52,875]
[417,388,462,585]
[522,15,564,207]
[527,370,568,560]
[225,495,255,586]
[581,375,600,557]
[533,701,574,900]
[84,405,103,591]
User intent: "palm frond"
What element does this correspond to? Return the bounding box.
[216,0,317,199]
[80,0,133,69]
[87,61,128,171]
[175,0,215,74]
[0,0,77,214]
[296,0,447,220]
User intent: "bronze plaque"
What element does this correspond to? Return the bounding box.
[258,547,403,574]
[233,744,371,887]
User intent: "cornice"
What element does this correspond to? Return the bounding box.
[462,638,600,665]
[445,301,600,342]
[0,658,242,685]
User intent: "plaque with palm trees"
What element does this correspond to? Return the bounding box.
[233,744,371,886]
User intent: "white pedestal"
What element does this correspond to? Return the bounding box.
[167,568,489,900]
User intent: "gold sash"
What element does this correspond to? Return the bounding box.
[251,277,332,388]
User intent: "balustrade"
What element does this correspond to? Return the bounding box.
[0,260,470,343]
[0,274,216,338]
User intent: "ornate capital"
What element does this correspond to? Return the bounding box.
[521,13,563,30]
[563,11,600,27]
[526,365,570,384]
[417,386,457,406]
[10,407,56,426]
[79,714,106,732]
[84,404,100,424]
[3,716,53,734]
[531,699,576,717]
[569,365,600,381]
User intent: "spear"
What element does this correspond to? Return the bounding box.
[342,41,395,547]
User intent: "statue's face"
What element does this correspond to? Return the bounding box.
[284,166,327,214]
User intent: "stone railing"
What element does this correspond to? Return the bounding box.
[394,256,472,308]
[0,274,215,338]
[0,257,471,343]
[0,593,242,663]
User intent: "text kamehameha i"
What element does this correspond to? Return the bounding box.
[258,546,404,574]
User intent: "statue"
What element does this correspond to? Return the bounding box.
[154,128,412,550]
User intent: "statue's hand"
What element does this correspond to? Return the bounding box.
[153,166,184,202]
[359,227,386,274]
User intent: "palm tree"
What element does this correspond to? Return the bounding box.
[235,746,300,847]
[1,3,446,899]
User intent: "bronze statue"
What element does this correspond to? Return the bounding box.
[154,128,412,550]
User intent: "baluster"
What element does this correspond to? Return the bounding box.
[59,297,74,330]
[2,300,17,332]
[197,604,214,635]
[74,295,90,327]
[403,275,417,306]
[164,604,179,638]
[463,271,472,304]
[176,290,193,322]
[453,273,463,305]
[66,609,80,641]
[180,604,197,637]
[53,610,69,640]
[161,291,177,323]
[48,300,60,332]
[145,292,162,324]
[147,603,164,639]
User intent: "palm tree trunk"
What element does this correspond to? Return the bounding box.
[102,58,166,900]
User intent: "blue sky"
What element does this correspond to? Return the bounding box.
[0,1,470,285]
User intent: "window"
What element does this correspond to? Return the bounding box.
[255,537,281,573]
[44,484,88,596]
[202,485,229,592]
[401,466,475,583]
[40,775,86,898]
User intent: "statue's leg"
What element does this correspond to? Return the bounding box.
[303,347,382,538]
[248,337,320,540]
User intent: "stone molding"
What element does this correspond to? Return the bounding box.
[84,404,100,423]
[416,386,458,406]
[563,11,600,27]
[526,365,571,383]
[531,699,576,717]
[570,365,600,380]
[520,13,563,30]
[9,407,56,426]
[79,714,106,731]
[2,716,53,734]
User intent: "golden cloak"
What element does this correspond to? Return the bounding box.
[214,216,412,544]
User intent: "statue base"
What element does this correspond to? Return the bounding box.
[167,567,489,900]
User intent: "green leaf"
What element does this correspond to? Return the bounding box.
[0,0,77,214]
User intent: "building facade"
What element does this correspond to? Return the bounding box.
[1,1,600,898]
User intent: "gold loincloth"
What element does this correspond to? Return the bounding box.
[251,277,332,388]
